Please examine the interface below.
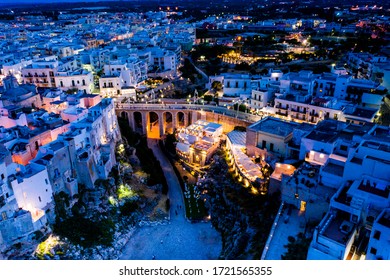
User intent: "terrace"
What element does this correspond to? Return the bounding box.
[357,179,390,199]
[320,212,355,245]
[322,161,344,177]
[227,130,264,183]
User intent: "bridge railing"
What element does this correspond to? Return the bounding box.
[115,103,261,123]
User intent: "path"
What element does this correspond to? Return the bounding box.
[119,140,221,260]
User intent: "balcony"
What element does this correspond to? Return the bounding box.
[276,110,288,117]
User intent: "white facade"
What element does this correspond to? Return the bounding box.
[2,59,32,83]
[0,107,28,129]
[222,74,252,99]
[11,163,53,213]
[22,58,59,88]
[366,209,390,260]
[55,69,94,94]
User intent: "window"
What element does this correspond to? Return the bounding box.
[38,196,42,202]
[1,174,4,180]
[373,230,381,240]
[262,140,267,149]
[340,145,348,151]
[370,247,377,255]
[54,168,60,178]
[45,179,49,185]
[72,80,75,86]
[270,143,274,152]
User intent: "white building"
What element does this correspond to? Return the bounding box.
[55,68,94,94]
[176,120,222,166]
[10,163,53,218]
[308,176,390,260]
[147,47,177,76]
[366,209,390,260]
[2,58,32,84]
[271,71,385,124]
[21,57,59,88]
[246,117,299,161]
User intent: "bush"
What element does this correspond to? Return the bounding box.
[120,201,138,216]
[54,217,115,247]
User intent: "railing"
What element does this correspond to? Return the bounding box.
[261,201,285,260]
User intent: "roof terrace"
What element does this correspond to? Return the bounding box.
[320,213,355,245]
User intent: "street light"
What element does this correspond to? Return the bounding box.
[235,99,243,118]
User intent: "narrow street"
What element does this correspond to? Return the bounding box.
[119,140,221,260]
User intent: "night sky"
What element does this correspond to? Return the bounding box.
[0,0,124,4]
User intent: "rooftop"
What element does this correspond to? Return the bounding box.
[362,140,390,153]
[16,163,46,179]
[345,107,378,119]
[227,130,263,182]
[356,179,390,199]
[320,213,355,245]
[305,130,338,143]
[248,117,298,137]
[322,162,344,177]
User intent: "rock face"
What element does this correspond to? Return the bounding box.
[198,153,280,260]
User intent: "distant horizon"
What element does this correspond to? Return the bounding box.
[0,0,155,5]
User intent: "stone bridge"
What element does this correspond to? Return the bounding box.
[115,103,261,138]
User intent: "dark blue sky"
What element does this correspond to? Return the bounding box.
[1,0,122,4]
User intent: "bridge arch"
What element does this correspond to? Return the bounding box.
[176,111,187,128]
[133,111,145,134]
[147,111,161,138]
[120,111,128,119]
[163,111,173,134]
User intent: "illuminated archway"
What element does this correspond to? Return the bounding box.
[147,111,160,139]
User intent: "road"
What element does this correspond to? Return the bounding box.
[119,140,221,260]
